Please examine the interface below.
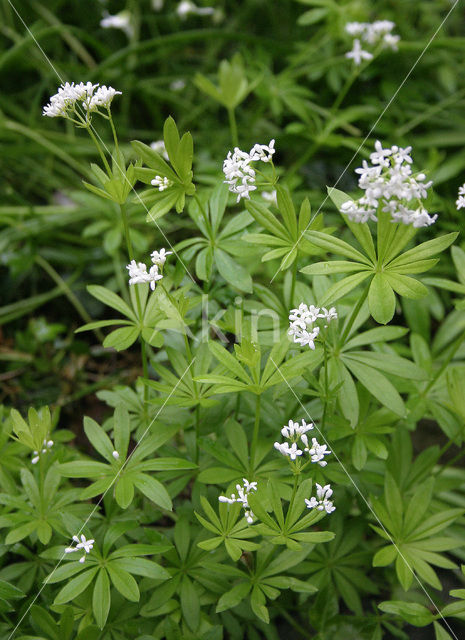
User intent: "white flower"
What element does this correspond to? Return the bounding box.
[305,437,331,466]
[152,0,164,9]
[345,22,366,36]
[345,39,373,66]
[249,139,275,163]
[319,307,338,326]
[100,11,133,37]
[151,175,172,191]
[261,190,277,205]
[170,79,186,91]
[151,248,173,267]
[31,439,53,464]
[281,419,314,439]
[87,85,122,111]
[305,483,335,514]
[112,450,120,459]
[150,140,169,160]
[383,33,400,51]
[291,327,320,349]
[218,478,257,523]
[126,259,163,291]
[274,441,303,460]
[456,184,465,209]
[176,0,214,18]
[65,534,95,563]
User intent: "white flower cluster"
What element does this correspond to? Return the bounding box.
[31,439,53,465]
[43,82,121,118]
[274,419,331,467]
[305,483,336,514]
[288,304,337,350]
[223,140,276,202]
[65,534,94,563]
[345,20,400,65]
[341,141,437,228]
[456,184,465,210]
[151,175,172,191]
[126,248,172,290]
[218,478,257,523]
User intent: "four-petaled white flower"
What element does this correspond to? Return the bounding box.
[31,439,54,465]
[65,534,95,563]
[305,483,335,514]
[126,259,163,291]
[288,303,337,350]
[218,478,257,523]
[151,248,173,267]
[345,39,373,66]
[340,141,437,227]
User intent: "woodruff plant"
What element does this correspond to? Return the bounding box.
[2,77,464,640]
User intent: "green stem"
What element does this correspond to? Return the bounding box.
[227,107,239,148]
[86,124,111,175]
[434,448,465,478]
[250,394,261,472]
[119,203,149,424]
[285,473,301,527]
[35,255,104,342]
[330,67,359,113]
[290,259,297,308]
[339,283,369,345]
[108,110,120,156]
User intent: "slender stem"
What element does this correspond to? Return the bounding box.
[339,284,369,345]
[434,448,465,478]
[227,107,239,148]
[108,110,119,156]
[35,255,104,342]
[250,394,261,472]
[290,259,297,308]
[330,67,359,113]
[112,252,130,303]
[85,124,111,175]
[119,203,149,424]
[275,603,313,640]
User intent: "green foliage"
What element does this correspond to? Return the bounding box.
[2,2,465,638]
